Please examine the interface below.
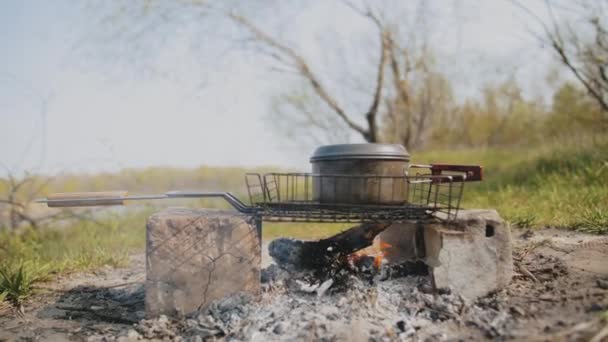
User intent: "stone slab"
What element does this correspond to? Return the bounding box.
[424,209,513,300]
[145,208,261,318]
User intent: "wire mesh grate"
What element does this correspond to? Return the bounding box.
[244,165,469,222]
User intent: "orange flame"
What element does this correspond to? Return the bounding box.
[348,240,393,269]
[373,241,393,268]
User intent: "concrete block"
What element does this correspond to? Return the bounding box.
[424,209,513,300]
[145,208,261,317]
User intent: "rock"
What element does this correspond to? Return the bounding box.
[296,280,319,293]
[126,329,140,338]
[396,320,406,332]
[597,279,608,290]
[317,279,334,297]
[510,306,525,316]
[115,329,141,342]
[319,306,339,320]
[188,336,203,342]
[145,208,261,318]
[273,322,287,334]
[188,327,220,338]
[424,209,513,300]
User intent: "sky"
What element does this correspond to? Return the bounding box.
[0,0,556,176]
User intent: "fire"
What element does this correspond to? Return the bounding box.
[373,241,393,268]
[348,240,393,269]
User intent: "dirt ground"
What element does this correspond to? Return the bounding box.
[1,228,608,341]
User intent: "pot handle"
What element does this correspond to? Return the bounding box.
[409,164,482,182]
[429,164,483,182]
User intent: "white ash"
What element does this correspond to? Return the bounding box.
[134,267,514,341]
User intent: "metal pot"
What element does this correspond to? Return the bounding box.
[310,144,410,205]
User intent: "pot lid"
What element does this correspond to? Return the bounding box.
[310,144,410,162]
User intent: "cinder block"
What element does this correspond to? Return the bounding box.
[145,208,261,318]
[424,209,513,300]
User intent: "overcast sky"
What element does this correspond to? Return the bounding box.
[0,0,556,176]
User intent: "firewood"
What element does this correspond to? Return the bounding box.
[268,222,391,271]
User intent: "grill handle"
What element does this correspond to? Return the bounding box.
[429,164,482,181]
[37,191,254,213]
[43,191,128,207]
[409,164,483,182]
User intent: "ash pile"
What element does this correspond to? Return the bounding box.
[135,241,513,341]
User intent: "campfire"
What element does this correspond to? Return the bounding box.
[38,143,506,329]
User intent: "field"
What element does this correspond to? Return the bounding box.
[1,139,607,304]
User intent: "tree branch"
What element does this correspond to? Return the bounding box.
[229,13,371,139]
[512,0,608,113]
[387,33,413,147]
[363,28,389,143]
[551,38,608,112]
[0,199,26,209]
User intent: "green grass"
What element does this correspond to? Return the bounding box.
[0,209,150,303]
[0,210,148,274]
[416,139,608,231]
[0,262,49,304]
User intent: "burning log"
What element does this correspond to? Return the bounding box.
[268,222,391,271]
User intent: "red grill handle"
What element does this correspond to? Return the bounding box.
[429,164,483,182]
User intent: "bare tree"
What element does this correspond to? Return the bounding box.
[514,0,608,115]
[228,1,451,149]
[382,38,453,149]
[86,1,452,150]
[0,170,66,230]
[227,7,389,143]
[0,172,40,229]
[0,74,83,231]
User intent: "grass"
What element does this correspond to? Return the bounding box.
[0,262,49,304]
[415,139,608,232]
[0,138,606,303]
[0,209,150,304]
[0,210,148,274]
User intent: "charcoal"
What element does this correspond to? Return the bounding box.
[379,260,429,280]
[268,223,390,271]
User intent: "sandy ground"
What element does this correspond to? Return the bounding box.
[0,228,607,341]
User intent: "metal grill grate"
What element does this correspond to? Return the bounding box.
[244,164,475,222]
